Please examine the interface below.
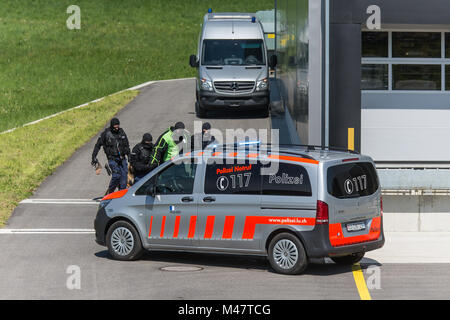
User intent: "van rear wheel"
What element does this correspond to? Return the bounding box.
[268,233,308,275]
[330,252,365,265]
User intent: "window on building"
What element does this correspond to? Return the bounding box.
[392,32,441,58]
[446,65,450,91]
[361,64,388,90]
[362,32,388,57]
[446,33,450,58]
[393,65,441,91]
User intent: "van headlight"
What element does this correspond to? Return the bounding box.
[256,78,268,91]
[200,78,213,91]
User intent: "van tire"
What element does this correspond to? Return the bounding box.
[106,220,144,261]
[268,233,308,275]
[195,101,207,118]
[262,105,270,118]
[330,252,365,265]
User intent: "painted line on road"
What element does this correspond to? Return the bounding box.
[352,263,371,300]
[0,229,95,234]
[20,199,99,205]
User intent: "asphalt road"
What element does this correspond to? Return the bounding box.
[1,79,449,300]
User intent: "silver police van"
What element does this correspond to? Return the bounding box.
[189,11,277,118]
[94,143,384,275]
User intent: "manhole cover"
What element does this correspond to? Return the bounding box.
[160,266,203,272]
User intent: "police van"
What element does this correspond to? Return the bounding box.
[189,11,276,117]
[94,143,384,275]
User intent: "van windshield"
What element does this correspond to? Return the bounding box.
[202,39,265,66]
[327,162,379,199]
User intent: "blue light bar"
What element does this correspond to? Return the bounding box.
[251,16,256,23]
[208,8,212,13]
[239,141,260,146]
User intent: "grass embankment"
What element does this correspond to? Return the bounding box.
[0,0,273,131]
[0,90,138,227]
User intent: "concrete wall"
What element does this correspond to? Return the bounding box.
[383,195,450,232]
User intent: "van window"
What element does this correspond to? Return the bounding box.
[202,40,265,66]
[327,162,379,199]
[204,160,261,194]
[136,161,197,196]
[262,162,312,197]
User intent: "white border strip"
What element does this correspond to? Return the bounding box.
[20,199,98,205]
[0,229,95,234]
[0,77,195,135]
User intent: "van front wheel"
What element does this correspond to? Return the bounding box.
[195,101,207,118]
[330,252,365,265]
[268,233,308,275]
[106,221,144,261]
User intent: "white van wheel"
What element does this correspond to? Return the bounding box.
[268,233,308,275]
[106,221,144,261]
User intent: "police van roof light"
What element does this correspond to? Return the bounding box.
[239,141,260,146]
[251,16,256,23]
[208,8,212,13]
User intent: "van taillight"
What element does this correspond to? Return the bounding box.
[316,200,329,225]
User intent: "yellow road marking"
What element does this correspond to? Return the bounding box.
[348,128,355,151]
[352,263,372,300]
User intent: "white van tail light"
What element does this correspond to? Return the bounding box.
[316,201,329,225]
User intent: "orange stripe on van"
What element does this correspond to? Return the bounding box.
[267,154,319,165]
[204,216,215,239]
[329,216,382,247]
[102,189,128,201]
[228,152,238,157]
[188,216,197,239]
[212,152,222,156]
[242,216,316,239]
[148,216,153,237]
[247,153,259,158]
[160,216,166,238]
[173,216,181,238]
[222,216,235,239]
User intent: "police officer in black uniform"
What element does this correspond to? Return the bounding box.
[191,122,216,151]
[91,118,130,194]
[130,133,155,183]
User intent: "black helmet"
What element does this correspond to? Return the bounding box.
[174,122,185,130]
[110,118,120,127]
[142,133,153,143]
[202,122,211,131]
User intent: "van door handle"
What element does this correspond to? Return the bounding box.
[203,196,216,203]
[181,196,194,203]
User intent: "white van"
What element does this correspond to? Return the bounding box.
[189,11,277,117]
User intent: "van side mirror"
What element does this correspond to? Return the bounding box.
[269,55,278,69]
[189,55,199,68]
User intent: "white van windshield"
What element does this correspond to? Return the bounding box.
[202,40,265,66]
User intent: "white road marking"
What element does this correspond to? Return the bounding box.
[0,229,95,234]
[20,199,99,205]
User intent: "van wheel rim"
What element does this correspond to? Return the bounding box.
[111,227,134,256]
[273,239,298,269]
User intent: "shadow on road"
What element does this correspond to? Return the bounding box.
[95,250,355,276]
